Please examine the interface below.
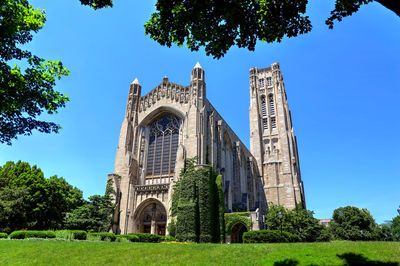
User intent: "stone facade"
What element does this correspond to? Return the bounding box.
[249,63,305,209]
[109,63,268,235]
[109,62,305,235]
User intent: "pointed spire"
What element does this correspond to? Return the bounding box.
[131,78,140,85]
[194,62,202,69]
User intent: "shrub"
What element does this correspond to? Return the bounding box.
[87,234,102,241]
[9,231,56,239]
[116,236,129,243]
[131,233,161,243]
[87,232,116,242]
[243,230,300,243]
[265,204,326,242]
[316,227,332,242]
[116,234,139,242]
[56,230,87,240]
[0,232,8,239]
[160,235,177,242]
[330,206,379,241]
[56,230,74,241]
[167,219,177,238]
[9,231,26,239]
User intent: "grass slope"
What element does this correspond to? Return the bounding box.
[0,240,399,265]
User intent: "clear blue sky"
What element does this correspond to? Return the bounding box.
[1,0,399,223]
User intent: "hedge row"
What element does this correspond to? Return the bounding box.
[243,230,301,243]
[5,230,175,242]
[87,232,116,242]
[55,230,87,240]
[9,231,56,239]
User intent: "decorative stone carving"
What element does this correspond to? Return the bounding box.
[135,184,170,193]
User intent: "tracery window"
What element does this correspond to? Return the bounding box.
[146,114,180,178]
[266,77,272,86]
[259,78,264,88]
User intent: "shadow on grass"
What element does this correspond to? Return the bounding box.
[337,252,399,266]
[273,258,299,266]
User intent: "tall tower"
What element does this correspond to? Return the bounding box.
[249,62,305,209]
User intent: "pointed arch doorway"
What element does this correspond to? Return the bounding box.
[231,222,248,243]
[133,198,167,236]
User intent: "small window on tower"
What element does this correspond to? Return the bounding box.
[267,77,272,86]
[271,117,276,128]
[263,119,268,130]
[269,95,275,116]
[259,78,264,88]
[261,98,267,118]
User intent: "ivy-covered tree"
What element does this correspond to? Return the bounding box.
[330,206,380,241]
[65,179,116,232]
[0,0,70,145]
[172,158,223,243]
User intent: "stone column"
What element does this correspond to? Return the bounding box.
[151,204,157,234]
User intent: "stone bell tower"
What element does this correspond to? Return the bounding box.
[249,62,305,209]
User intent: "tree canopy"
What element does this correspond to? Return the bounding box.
[0,0,70,145]
[78,0,399,59]
[391,215,400,241]
[265,204,328,242]
[330,206,379,241]
[144,0,399,58]
[65,179,116,232]
[2,0,397,144]
[0,161,84,232]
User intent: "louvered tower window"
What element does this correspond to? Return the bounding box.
[269,95,275,116]
[263,119,268,130]
[271,117,277,129]
[146,114,180,178]
[261,98,267,118]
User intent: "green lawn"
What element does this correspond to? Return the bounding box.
[0,240,399,265]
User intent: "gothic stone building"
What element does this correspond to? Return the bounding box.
[108,62,305,236]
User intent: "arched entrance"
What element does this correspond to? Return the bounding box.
[231,222,248,243]
[133,199,167,236]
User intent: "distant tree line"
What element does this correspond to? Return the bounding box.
[0,161,115,234]
[262,204,400,242]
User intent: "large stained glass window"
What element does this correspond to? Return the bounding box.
[146,114,180,178]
